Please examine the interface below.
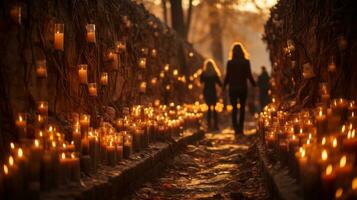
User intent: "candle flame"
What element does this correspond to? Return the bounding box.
[306,139,310,145]
[321,150,328,161]
[10,142,15,149]
[318,110,322,116]
[352,177,357,190]
[299,147,305,157]
[71,141,74,145]
[335,188,343,198]
[63,143,66,148]
[342,125,346,133]
[61,153,66,159]
[3,165,8,175]
[299,129,303,134]
[340,155,347,168]
[292,135,296,140]
[34,139,39,147]
[9,156,14,166]
[71,153,75,159]
[52,141,56,148]
[325,164,333,175]
[321,137,326,145]
[18,148,23,158]
[332,138,338,148]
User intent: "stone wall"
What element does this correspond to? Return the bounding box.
[0,0,204,155]
[263,0,357,109]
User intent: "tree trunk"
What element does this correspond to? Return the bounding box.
[209,6,223,66]
[170,0,186,38]
[162,0,168,24]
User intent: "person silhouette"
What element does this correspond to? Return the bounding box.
[258,66,270,111]
[223,43,256,134]
[200,59,222,131]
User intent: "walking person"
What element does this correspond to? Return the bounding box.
[200,59,222,131]
[223,43,256,134]
[257,66,270,111]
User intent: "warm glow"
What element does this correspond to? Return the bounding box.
[335,188,343,198]
[10,142,15,149]
[34,139,39,147]
[3,165,8,175]
[321,137,326,145]
[339,155,347,168]
[71,153,75,159]
[325,164,333,175]
[342,125,346,133]
[332,138,338,148]
[61,153,66,159]
[292,135,296,140]
[321,150,328,161]
[352,177,357,190]
[9,156,14,166]
[52,141,56,148]
[18,148,23,158]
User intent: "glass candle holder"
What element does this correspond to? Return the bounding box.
[100,72,108,86]
[54,24,64,51]
[10,5,21,24]
[78,64,88,84]
[88,83,97,97]
[35,59,47,78]
[86,24,96,43]
[37,101,48,115]
[138,58,146,69]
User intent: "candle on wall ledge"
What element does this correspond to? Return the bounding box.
[86,24,96,43]
[54,24,64,51]
[115,41,126,53]
[151,49,157,58]
[78,64,88,84]
[35,59,47,78]
[79,114,90,128]
[100,72,108,86]
[37,101,48,115]
[138,58,146,69]
[139,82,147,93]
[15,113,27,139]
[88,83,98,97]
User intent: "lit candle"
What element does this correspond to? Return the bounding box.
[106,141,116,166]
[123,133,132,159]
[86,24,96,43]
[73,125,81,152]
[100,72,108,86]
[139,82,147,93]
[88,83,98,97]
[58,153,70,184]
[115,41,126,53]
[54,24,64,51]
[15,113,26,139]
[78,64,88,84]
[35,59,47,78]
[107,50,115,62]
[316,109,327,137]
[88,132,97,169]
[173,69,178,77]
[138,58,146,69]
[151,77,157,86]
[321,164,336,199]
[335,155,352,178]
[37,101,48,115]
[79,114,90,128]
[69,153,80,182]
[151,49,157,57]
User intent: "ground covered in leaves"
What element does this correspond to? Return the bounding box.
[127,119,269,200]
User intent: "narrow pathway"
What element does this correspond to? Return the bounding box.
[128,117,268,200]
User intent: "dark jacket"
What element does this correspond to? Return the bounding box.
[224,59,256,90]
[258,71,270,94]
[200,74,222,105]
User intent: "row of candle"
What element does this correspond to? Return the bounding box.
[1,102,203,199]
[259,97,357,199]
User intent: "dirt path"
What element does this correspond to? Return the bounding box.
[128,119,268,200]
